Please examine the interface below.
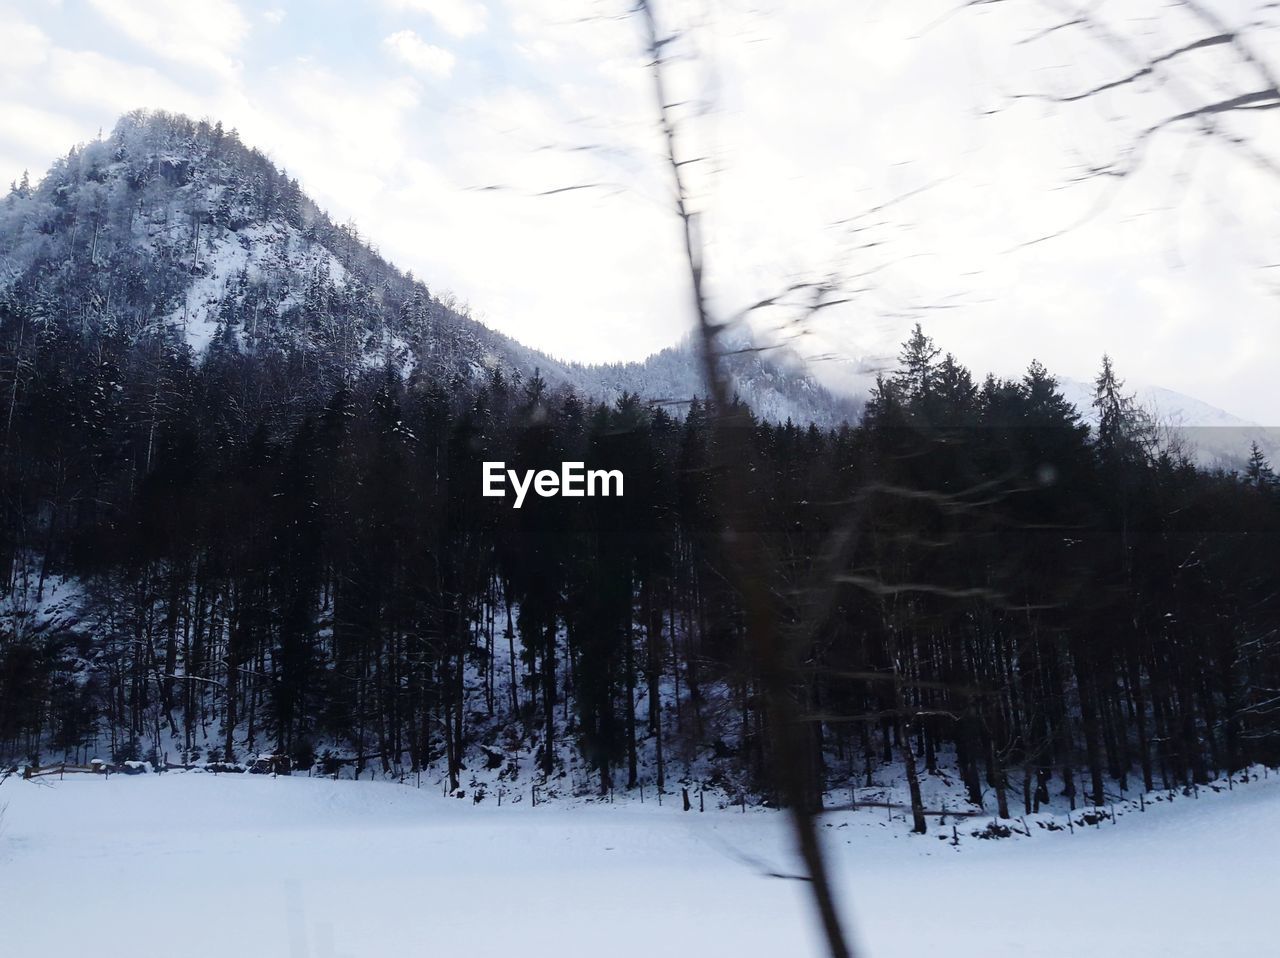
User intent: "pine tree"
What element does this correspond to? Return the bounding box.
[891,323,941,407]
[1245,441,1276,489]
[1092,354,1152,465]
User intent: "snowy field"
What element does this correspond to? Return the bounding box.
[2,771,1278,957]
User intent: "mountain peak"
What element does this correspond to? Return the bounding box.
[0,111,854,429]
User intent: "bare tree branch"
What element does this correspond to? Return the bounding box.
[634,3,857,955]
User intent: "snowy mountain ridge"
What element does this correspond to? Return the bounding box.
[0,110,853,429]
[0,109,1267,453]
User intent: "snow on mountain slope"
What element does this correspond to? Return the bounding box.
[566,337,861,429]
[1057,376,1280,468]
[1055,376,1251,430]
[2,767,1277,957]
[169,220,349,352]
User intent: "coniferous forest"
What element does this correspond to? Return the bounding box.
[2,114,1279,828]
[3,288,1279,818]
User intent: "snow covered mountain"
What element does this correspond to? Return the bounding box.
[0,110,853,429]
[1055,377,1280,469]
[2,109,1265,451]
[813,350,1275,468]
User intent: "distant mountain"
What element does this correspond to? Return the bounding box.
[0,110,852,429]
[811,349,1275,468]
[1055,377,1279,469]
[564,336,861,428]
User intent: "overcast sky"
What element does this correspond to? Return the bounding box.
[1,0,1276,422]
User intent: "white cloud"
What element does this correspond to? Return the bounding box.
[0,19,52,75]
[220,62,422,217]
[0,102,83,159]
[85,0,249,77]
[385,0,488,39]
[43,48,199,115]
[383,30,456,79]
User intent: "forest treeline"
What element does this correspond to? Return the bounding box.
[3,292,1278,820]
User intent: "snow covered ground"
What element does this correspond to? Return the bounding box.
[1,769,1277,957]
